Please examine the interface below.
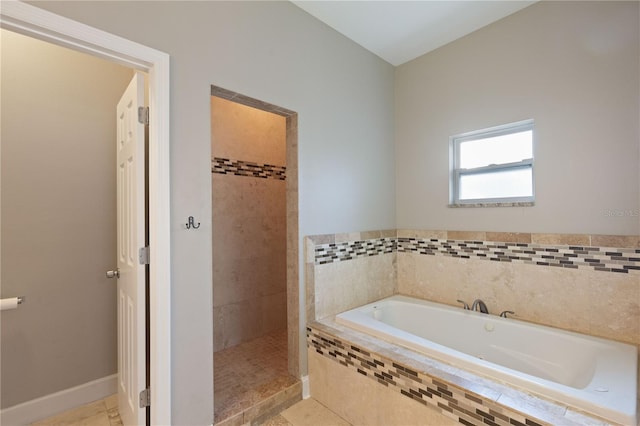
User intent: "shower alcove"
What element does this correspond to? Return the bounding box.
[210,86,300,425]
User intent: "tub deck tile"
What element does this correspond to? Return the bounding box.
[465,393,483,404]
[308,321,617,426]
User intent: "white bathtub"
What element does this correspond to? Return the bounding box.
[335,295,638,426]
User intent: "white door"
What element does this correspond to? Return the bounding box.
[116,72,146,426]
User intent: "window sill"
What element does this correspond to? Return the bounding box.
[448,201,535,208]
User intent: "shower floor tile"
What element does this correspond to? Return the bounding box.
[214,330,295,424]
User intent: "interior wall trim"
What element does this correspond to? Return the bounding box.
[0,375,117,425]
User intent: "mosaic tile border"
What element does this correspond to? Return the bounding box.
[212,157,286,180]
[307,326,547,426]
[314,238,396,264]
[313,236,640,274]
[397,238,640,274]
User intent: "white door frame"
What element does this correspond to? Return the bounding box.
[0,2,172,424]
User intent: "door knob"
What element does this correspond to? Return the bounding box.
[106,269,120,279]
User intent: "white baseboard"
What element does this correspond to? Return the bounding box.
[1,374,117,425]
[301,375,310,399]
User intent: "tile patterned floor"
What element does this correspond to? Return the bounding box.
[263,398,351,426]
[31,330,291,425]
[214,329,296,424]
[30,394,122,426]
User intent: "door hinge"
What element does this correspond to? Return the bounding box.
[139,387,151,408]
[138,106,149,125]
[139,246,150,265]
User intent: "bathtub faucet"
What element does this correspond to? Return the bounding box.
[471,299,489,314]
[456,299,470,310]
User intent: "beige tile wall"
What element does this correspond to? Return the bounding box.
[308,348,458,425]
[306,229,640,347]
[396,229,640,346]
[305,229,639,424]
[305,231,397,321]
[398,252,640,346]
[212,96,287,352]
[314,253,397,320]
[212,172,287,351]
[212,85,299,377]
[211,96,286,165]
[307,323,617,426]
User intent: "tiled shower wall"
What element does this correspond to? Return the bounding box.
[212,96,287,351]
[305,230,398,322]
[305,230,640,347]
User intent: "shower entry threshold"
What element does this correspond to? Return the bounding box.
[214,331,301,425]
[214,380,301,426]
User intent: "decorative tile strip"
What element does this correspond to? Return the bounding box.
[396,238,640,274]
[312,236,640,274]
[307,326,546,426]
[314,238,396,265]
[212,157,286,180]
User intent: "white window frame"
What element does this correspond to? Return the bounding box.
[449,119,535,206]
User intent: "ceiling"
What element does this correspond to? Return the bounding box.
[291,1,537,66]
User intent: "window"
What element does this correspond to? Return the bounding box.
[450,119,534,205]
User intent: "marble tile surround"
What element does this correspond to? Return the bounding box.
[304,229,639,426]
[305,229,640,346]
[399,252,640,346]
[305,230,397,322]
[313,252,397,320]
[307,322,615,426]
[307,346,458,426]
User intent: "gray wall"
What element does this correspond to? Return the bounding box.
[0,30,133,408]
[27,2,397,424]
[395,1,639,236]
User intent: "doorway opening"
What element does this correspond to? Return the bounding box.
[210,86,299,424]
[0,28,152,426]
[0,27,133,425]
[0,2,171,424]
